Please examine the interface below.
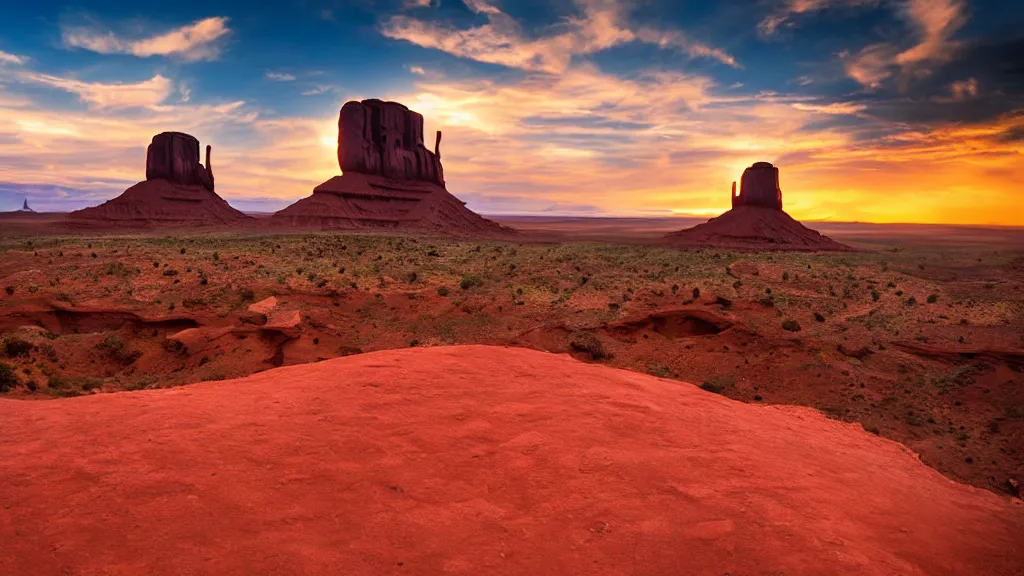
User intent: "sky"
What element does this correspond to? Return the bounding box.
[0,0,1021,225]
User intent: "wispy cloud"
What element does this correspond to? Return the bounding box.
[265,71,296,81]
[0,50,26,65]
[758,0,879,37]
[24,73,175,109]
[62,16,231,62]
[300,85,334,96]
[844,0,967,88]
[381,0,741,74]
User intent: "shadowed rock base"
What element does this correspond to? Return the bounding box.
[664,205,852,251]
[69,179,248,227]
[272,172,515,237]
[1,346,1020,575]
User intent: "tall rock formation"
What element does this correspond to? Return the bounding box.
[18,199,34,213]
[337,99,445,186]
[70,132,246,227]
[145,132,216,192]
[272,99,514,237]
[666,161,850,251]
[734,161,783,210]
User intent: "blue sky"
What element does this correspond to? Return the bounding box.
[0,0,1021,224]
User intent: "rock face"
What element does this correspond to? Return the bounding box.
[1,346,1022,575]
[732,161,783,210]
[145,132,216,192]
[338,99,445,186]
[667,161,850,251]
[272,99,514,237]
[18,200,33,213]
[70,132,247,226]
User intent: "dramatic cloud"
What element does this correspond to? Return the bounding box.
[62,17,231,61]
[381,0,741,74]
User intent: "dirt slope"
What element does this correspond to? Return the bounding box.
[271,173,516,238]
[1,345,1021,575]
[69,179,249,226]
[664,205,852,251]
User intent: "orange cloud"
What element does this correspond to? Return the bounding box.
[381,0,740,73]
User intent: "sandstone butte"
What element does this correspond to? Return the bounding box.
[271,99,516,237]
[1,346,1021,575]
[70,131,249,226]
[665,161,852,251]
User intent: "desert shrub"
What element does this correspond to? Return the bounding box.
[239,288,256,302]
[162,269,179,277]
[782,319,802,332]
[4,286,13,296]
[692,287,701,299]
[212,252,220,261]
[0,362,18,392]
[96,334,142,365]
[407,271,418,283]
[927,294,938,304]
[460,276,483,290]
[813,312,826,322]
[700,376,735,394]
[162,338,186,355]
[3,336,34,358]
[437,286,450,297]
[871,291,880,302]
[782,271,789,281]
[569,333,608,360]
[906,296,917,306]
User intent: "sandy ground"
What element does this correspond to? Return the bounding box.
[0,225,1022,499]
[1,345,1022,575]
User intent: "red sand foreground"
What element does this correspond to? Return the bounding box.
[1,346,1022,575]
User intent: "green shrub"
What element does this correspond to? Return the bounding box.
[927,294,938,304]
[437,286,450,297]
[460,276,483,290]
[569,333,609,360]
[0,362,18,392]
[3,336,34,358]
[700,376,735,394]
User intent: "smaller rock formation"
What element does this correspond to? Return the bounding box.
[665,161,850,251]
[18,199,35,213]
[272,99,514,237]
[733,161,783,210]
[145,132,216,192]
[70,132,247,226]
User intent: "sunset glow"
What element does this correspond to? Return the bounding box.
[0,0,1021,224]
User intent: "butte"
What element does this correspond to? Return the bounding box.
[70,132,249,227]
[664,161,851,251]
[271,99,515,237]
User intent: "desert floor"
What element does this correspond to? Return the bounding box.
[0,218,1021,498]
